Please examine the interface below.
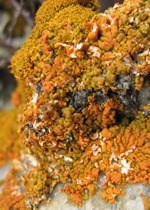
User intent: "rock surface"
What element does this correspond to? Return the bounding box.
[0,0,149,209]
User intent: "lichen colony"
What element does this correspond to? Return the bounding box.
[0,0,150,209]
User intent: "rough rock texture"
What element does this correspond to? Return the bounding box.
[0,0,149,209]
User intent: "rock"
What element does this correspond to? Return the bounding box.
[0,0,149,209]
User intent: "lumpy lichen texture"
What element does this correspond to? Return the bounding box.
[0,0,150,209]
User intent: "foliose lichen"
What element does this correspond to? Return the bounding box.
[0,0,149,209]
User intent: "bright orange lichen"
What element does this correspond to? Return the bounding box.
[142,195,150,210]
[0,172,26,210]
[0,0,149,209]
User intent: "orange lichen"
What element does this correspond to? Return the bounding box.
[142,195,150,210]
[100,185,125,204]
[0,0,149,208]
[0,172,26,210]
[0,109,23,166]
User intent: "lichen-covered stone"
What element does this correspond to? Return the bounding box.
[0,0,150,209]
[0,109,23,166]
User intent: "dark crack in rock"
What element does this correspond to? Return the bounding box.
[67,90,92,111]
